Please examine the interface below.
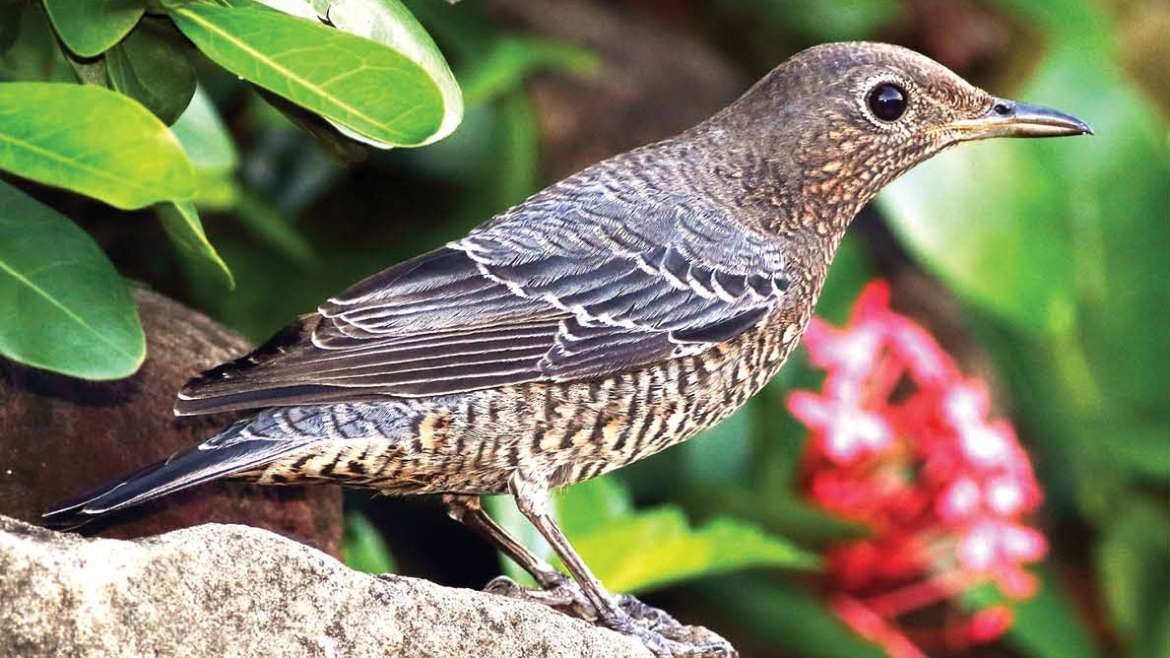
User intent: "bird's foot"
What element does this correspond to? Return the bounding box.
[483,576,736,657]
[601,603,737,658]
[484,574,598,621]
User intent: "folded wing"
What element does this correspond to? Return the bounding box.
[175,181,789,416]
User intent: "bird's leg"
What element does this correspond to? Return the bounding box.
[441,493,594,618]
[507,471,736,658]
[442,493,566,586]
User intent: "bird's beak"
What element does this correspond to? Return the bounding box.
[948,97,1093,140]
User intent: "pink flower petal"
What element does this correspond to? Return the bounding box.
[937,477,981,522]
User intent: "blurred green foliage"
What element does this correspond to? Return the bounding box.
[342,511,396,575]
[1,1,1166,657]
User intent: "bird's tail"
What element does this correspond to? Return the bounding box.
[42,419,315,529]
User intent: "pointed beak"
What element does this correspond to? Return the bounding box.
[949,97,1093,140]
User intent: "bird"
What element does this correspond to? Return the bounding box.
[45,42,1090,657]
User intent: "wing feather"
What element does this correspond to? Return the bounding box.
[176,162,791,416]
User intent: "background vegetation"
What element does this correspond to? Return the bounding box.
[0,1,1165,657]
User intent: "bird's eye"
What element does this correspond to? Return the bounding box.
[866,83,908,122]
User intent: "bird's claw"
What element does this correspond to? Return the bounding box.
[484,574,598,621]
[483,576,736,657]
[601,607,736,658]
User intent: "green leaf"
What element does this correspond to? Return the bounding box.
[156,202,234,290]
[484,493,552,586]
[105,19,197,125]
[1007,567,1102,658]
[487,90,539,211]
[167,0,462,148]
[0,82,195,209]
[1089,421,1170,482]
[879,137,1078,335]
[555,475,633,538]
[252,87,370,163]
[572,508,820,593]
[342,512,396,574]
[43,0,145,58]
[1096,497,1170,652]
[1,9,84,83]
[171,87,240,208]
[0,180,144,379]
[696,487,869,550]
[172,88,238,173]
[304,0,463,148]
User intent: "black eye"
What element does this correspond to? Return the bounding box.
[867,83,907,122]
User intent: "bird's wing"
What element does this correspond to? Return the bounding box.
[175,184,789,415]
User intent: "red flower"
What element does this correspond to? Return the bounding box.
[787,281,1046,657]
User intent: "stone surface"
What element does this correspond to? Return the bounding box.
[0,515,670,658]
[0,287,342,556]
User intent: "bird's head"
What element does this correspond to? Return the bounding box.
[712,42,1091,232]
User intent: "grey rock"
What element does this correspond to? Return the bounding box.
[0,515,686,658]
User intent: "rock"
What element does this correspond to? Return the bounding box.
[0,288,341,556]
[0,515,738,658]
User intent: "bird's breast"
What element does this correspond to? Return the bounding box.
[466,308,812,489]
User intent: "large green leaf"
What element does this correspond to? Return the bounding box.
[880,36,1167,346]
[878,137,1078,335]
[43,0,145,57]
[156,202,234,290]
[0,82,195,209]
[572,508,820,593]
[0,181,144,379]
[167,0,461,148]
[305,0,462,147]
[105,19,197,125]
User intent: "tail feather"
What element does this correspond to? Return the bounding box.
[43,423,315,528]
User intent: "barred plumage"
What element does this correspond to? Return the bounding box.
[45,41,1090,658]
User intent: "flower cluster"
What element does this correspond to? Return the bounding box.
[787,281,1046,658]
